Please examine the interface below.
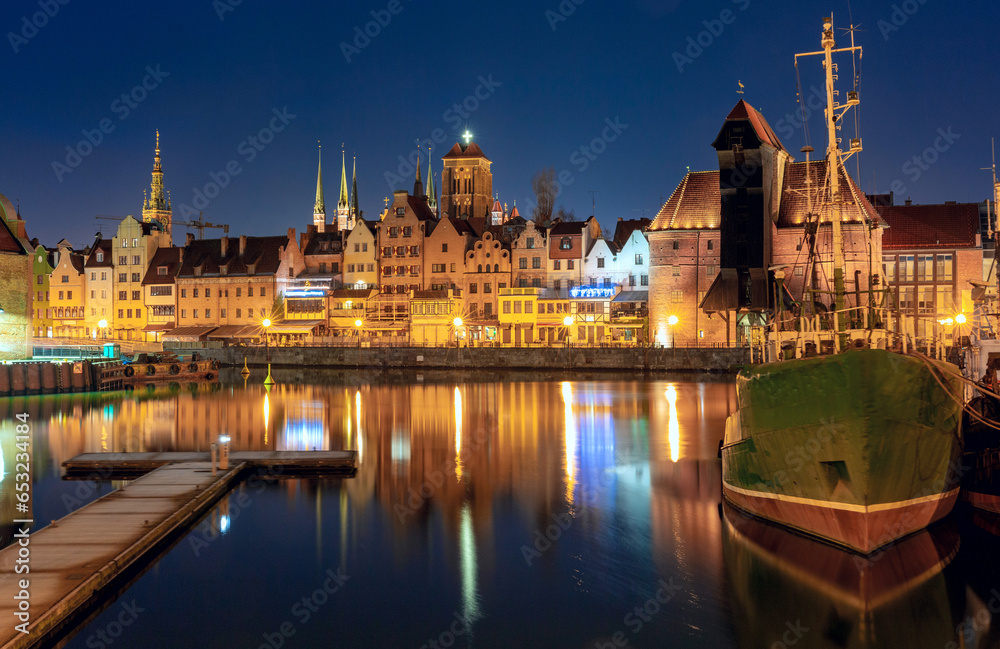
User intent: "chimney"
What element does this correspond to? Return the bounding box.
[905,198,912,206]
[239,235,247,255]
[300,232,307,249]
[185,232,195,246]
[288,227,296,243]
[178,246,185,266]
[220,236,228,258]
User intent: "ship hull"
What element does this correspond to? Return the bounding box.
[722,348,963,554]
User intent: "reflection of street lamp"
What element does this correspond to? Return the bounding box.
[453,317,463,347]
[98,318,108,340]
[563,315,573,348]
[354,319,363,348]
[262,318,272,362]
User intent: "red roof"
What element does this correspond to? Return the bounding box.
[509,204,520,219]
[442,141,490,161]
[492,199,503,214]
[777,160,882,227]
[612,218,650,248]
[725,100,785,151]
[877,203,981,250]
[0,216,25,254]
[650,171,721,231]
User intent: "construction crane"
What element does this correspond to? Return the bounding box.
[174,212,229,239]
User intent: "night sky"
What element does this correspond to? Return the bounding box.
[3,0,998,248]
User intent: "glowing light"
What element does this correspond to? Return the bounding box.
[562,381,577,504]
[459,502,481,625]
[956,314,967,324]
[668,315,679,326]
[220,514,230,534]
[355,390,363,465]
[262,318,272,328]
[463,130,473,145]
[455,386,464,481]
[569,286,615,299]
[563,316,573,327]
[98,319,108,329]
[938,318,954,326]
[219,434,231,444]
[453,317,463,328]
[666,386,680,463]
[263,393,270,444]
[354,319,363,327]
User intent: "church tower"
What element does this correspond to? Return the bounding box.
[337,148,350,231]
[440,133,493,219]
[142,130,172,238]
[350,155,359,229]
[426,149,438,216]
[313,144,326,233]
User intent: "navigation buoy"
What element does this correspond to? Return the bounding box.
[240,357,250,378]
[263,363,274,386]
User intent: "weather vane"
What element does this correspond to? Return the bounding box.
[737,80,745,95]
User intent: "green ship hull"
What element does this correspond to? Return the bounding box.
[721,348,964,554]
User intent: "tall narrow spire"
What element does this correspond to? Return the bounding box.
[426,148,437,213]
[351,155,359,220]
[413,146,424,197]
[142,130,172,237]
[338,146,349,210]
[314,144,325,215]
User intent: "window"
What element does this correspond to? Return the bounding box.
[671,290,683,303]
[131,273,140,282]
[396,246,406,256]
[519,258,528,269]
[560,237,572,250]
[707,240,714,251]
[96,252,104,262]
[629,275,636,287]
[132,291,140,300]
[395,207,405,216]
[118,291,127,300]
[794,267,804,277]
[470,283,478,294]
[403,226,413,237]
[205,309,211,318]
[236,308,242,318]
[132,238,138,247]
[122,239,128,248]
[898,286,914,310]
[157,267,167,276]
[36,275,42,285]
[118,273,127,283]
[899,255,915,282]
[193,288,199,298]
[672,241,679,251]
[532,278,541,288]
[126,309,132,318]
[236,288,242,297]
[90,290,95,298]
[132,255,140,265]
[882,256,897,283]
[354,243,360,253]
[101,272,106,281]
[936,285,953,314]
[936,254,953,281]
[450,263,456,272]
[248,287,254,297]
[527,237,535,249]
[672,265,680,277]
[206,288,211,298]
[484,302,492,316]
[90,272,96,281]
[916,255,934,282]
[432,264,446,273]
[368,264,375,272]
[707,265,716,276]
[442,243,448,253]
[503,300,511,314]
[180,309,187,318]
[409,245,419,256]
[383,246,393,257]
[362,243,368,252]
[597,258,605,268]
[181,288,187,298]
[347,264,355,273]
[382,266,392,277]
[635,254,644,264]
[319,262,327,274]
[553,260,561,271]
[641,275,649,286]
[260,308,266,318]
[484,282,492,294]
[514,301,523,314]
[91,307,96,316]
[567,260,574,270]
[118,309,125,319]
[58,290,64,300]
[389,227,399,237]
[917,286,934,314]
[150,286,172,296]
[220,309,226,318]
[119,256,127,265]
[261,287,266,297]
[525,301,533,314]
[193,309,199,318]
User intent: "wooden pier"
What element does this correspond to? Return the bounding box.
[0,451,357,649]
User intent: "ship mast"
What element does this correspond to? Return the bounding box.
[795,15,863,349]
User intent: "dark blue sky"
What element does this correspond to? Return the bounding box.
[3,0,997,247]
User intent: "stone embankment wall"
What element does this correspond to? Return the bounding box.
[193,346,749,372]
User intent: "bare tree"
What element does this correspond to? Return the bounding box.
[531,167,556,224]
[554,207,577,222]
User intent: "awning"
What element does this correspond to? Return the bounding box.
[207,325,252,339]
[701,268,770,313]
[162,326,218,342]
[613,291,649,303]
[143,322,175,332]
[267,320,323,334]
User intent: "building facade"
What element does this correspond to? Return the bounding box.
[440,140,493,219]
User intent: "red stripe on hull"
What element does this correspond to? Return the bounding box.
[723,484,958,554]
[962,490,1000,516]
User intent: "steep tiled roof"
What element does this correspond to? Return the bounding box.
[303,231,343,256]
[70,252,86,274]
[612,218,650,248]
[407,195,437,221]
[442,142,490,161]
[177,235,286,277]
[777,160,882,228]
[0,215,26,254]
[650,171,721,231]
[878,202,981,250]
[142,247,181,285]
[85,238,113,268]
[724,100,785,151]
[550,221,588,235]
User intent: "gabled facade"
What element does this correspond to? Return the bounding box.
[511,220,549,289]
[424,217,474,291]
[583,238,619,289]
[50,240,86,338]
[462,231,511,340]
[112,215,170,340]
[614,226,651,291]
[31,243,55,337]
[343,221,378,288]
[547,217,602,291]
[84,235,114,339]
[378,190,435,294]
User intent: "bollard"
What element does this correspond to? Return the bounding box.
[219,435,231,471]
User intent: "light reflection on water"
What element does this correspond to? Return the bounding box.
[0,372,979,647]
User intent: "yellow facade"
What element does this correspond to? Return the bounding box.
[50,241,86,338]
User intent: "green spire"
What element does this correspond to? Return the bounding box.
[314,144,325,215]
[351,156,359,218]
[338,147,349,210]
[426,148,437,212]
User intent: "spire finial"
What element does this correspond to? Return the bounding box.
[338,146,349,210]
[737,80,745,95]
[315,141,326,216]
[462,130,472,145]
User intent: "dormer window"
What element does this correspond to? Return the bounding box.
[157,266,167,276]
[320,241,328,252]
[396,207,405,216]
[560,237,572,250]
[96,252,104,262]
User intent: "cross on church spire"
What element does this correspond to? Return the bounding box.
[462,130,472,145]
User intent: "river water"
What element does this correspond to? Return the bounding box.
[0,370,989,648]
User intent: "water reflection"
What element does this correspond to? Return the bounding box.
[722,502,964,648]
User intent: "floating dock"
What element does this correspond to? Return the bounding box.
[0,451,357,649]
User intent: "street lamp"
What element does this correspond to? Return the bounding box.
[98,318,108,340]
[667,315,679,348]
[262,318,272,362]
[453,317,463,347]
[563,315,573,348]
[354,319,363,348]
